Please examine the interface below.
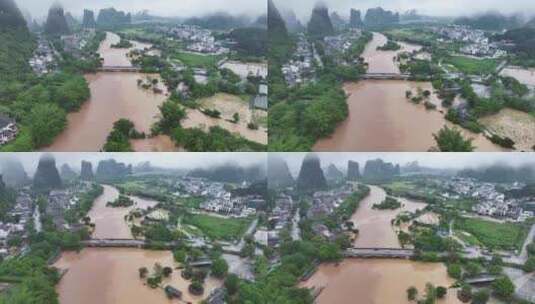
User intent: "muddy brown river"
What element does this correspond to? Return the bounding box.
[54,185,220,303]
[44,32,172,152]
[301,185,460,303]
[313,32,504,152]
[301,259,460,304]
[351,185,426,248]
[88,185,158,239]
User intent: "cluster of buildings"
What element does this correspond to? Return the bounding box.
[323,29,363,65]
[444,177,532,221]
[0,191,33,258]
[434,25,507,58]
[0,114,18,146]
[160,25,230,55]
[60,29,96,58]
[200,194,263,218]
[254,195,294,247]
[29,35,56,75]
[174,177,266,218]
[282,33,316,87]
[307,186,353,219]
[46,183,92,230]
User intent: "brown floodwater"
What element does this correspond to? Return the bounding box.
[44,32,172,152]
[54,183,222,303]
[301,186,459,303]
[363,32,422,74]
[88,185,158,239]
[500,67,535,87]
[54,248,221,304]
[313,32,505,152]
[301,259,460,304]
[351,185,426,248]
[181,93,268,145]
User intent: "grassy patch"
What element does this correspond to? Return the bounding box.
[455,217,529,251]
[172,51,222,68]
[176,197,205,209]
[444,56,498,75]
[184,214,251,241]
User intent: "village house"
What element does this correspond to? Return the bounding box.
[0,114,18,146]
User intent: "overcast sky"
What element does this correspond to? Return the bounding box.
[0,153,266,176]
[272,152,535,176]
[275,0,535,22]
[16,0,265,20]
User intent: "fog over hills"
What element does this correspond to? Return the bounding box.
[0,153,266,176]
[272,153,535,177]
[15,0,265,20]
[274,0,535,23]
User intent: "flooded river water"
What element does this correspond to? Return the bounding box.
[313,32,504,152]
[54,184,220,303]
[301,185,460,303]
[88,185,158,239]
[44,32,171,152]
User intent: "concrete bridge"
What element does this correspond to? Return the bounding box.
[465,274,497,285]
[97,66,142,72]
[361,73,412,80]
[343,247,415,259]
[81,238,176,249]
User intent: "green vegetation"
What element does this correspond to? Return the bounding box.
[269,22,372,151]
[433,125,475,152]
[172,125,265,152]
[0,200,89,303]
[106,194,134,207]
[372,196,401,210]
[64,184,103,224]
[183,214,251,241]
[110,38,133,48]
[103,119,145,152]
[444,56,498,76]
[377,40,401,51]
[0,22,102,151]
[384,27,438,46]
[455,217,529,251]
[171,51,221,68]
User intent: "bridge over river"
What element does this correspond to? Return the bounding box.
[97,66,142,72]
[343,247,415,259]
[360,73,413,80]
[81,238,176,249]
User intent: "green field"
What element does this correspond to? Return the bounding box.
[185,214,252,241]
[172,51,222,68]
[444,56,498,75]
[176,197,205,209]
[455,217,529,251]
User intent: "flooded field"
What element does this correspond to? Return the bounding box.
[182,93,268,145]
[480,108,535,151]
[220,60,268,79]
[500,67,535,87]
